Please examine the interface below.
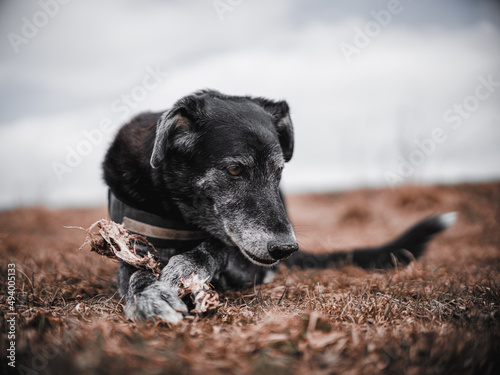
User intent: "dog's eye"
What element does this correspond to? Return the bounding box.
[277,166,283,176]
[227,165,242,176]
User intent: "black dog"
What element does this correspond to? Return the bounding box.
[103,89,455,323]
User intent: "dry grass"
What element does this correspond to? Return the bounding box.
[1,182,499,374]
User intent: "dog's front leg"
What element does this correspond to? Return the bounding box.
[124,239,229,323]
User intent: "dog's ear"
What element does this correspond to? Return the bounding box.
[151,94,207,168]
[253,98,294,162]
[150,109,191,169]
[275,108,294,163]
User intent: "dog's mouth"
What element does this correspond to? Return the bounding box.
[239,247,279,267]
[224,226,279,267]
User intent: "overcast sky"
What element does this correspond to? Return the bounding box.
[1,0,499,209]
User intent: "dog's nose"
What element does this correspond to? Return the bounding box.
[268,242,299,260]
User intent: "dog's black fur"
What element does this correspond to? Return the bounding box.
[103,89,455,322]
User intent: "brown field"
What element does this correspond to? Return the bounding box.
[1,182,499,375]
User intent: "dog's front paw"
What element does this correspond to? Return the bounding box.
[125,282,188,323]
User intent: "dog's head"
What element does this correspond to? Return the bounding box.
[150,90,298,266]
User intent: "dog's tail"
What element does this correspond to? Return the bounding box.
[285,212,457,269]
